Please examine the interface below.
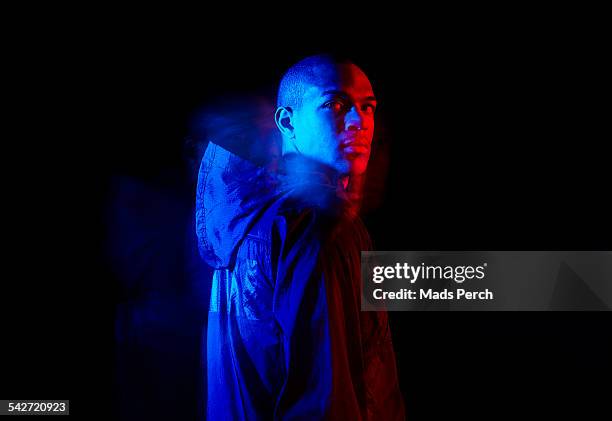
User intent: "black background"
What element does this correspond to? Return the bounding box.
[3,18,610,420]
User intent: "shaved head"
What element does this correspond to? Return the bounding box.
[277,54,353,109]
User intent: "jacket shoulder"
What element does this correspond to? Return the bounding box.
[244,196,315,243]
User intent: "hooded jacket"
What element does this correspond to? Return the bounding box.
[196,142,405,420]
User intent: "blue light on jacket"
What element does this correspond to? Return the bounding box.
[196,142,405,420]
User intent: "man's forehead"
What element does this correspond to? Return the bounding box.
[303,63,374,101]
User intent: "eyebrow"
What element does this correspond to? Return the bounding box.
[321,90,377,102]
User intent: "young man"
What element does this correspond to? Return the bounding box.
[196,54,405,420]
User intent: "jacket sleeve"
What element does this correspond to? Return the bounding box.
[270,209,333,420]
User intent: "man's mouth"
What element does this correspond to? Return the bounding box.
[341,142,370,154]
[342,143,370,154]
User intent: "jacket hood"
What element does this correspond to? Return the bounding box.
[195,142,280,269]
[196,142,357,269]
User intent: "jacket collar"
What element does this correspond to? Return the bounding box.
[278,153,348,194]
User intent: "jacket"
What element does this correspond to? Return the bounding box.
[196,142,405,420]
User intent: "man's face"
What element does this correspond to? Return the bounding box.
[292,63,376,176]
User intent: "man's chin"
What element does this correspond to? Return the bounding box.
[346,156,369,176]
[335,155,369,176]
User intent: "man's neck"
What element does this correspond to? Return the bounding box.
[280,153,340,184]
[340,175,349,191]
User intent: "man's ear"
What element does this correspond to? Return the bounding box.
[274,106,295,139]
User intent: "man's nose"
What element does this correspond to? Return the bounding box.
[344,106,367,131]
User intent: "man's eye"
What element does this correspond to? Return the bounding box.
[362,103,376,114]
[324,101,346,112]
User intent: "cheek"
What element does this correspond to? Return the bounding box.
[310,116,343,149]
[295,112,345,157]
[299,113,332,136]
[317,111,344,133]
[365,116,375,135]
